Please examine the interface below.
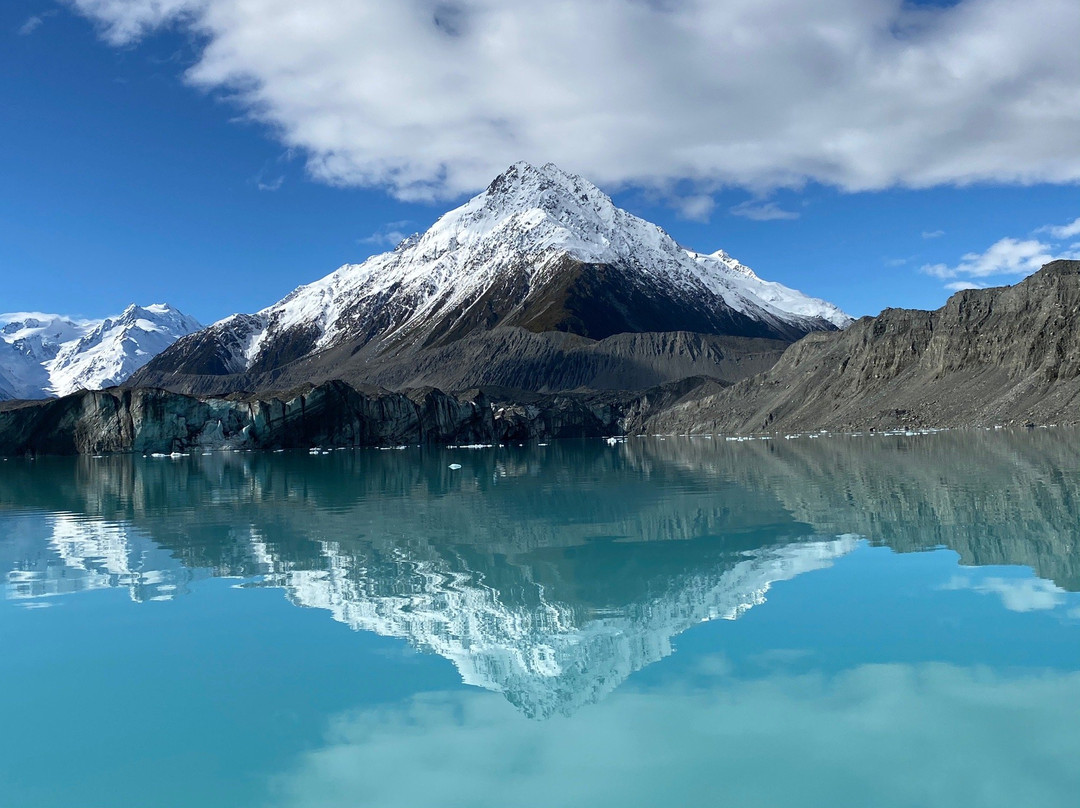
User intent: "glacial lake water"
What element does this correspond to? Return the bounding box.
[2,430,1080,807]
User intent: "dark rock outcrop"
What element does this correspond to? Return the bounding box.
[0,383,491,455]
[0,377,713,456]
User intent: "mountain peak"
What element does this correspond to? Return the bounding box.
[134,163,851,390]
[476,160,611,220]
[486,160,579,191]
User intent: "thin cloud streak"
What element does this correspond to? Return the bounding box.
[18,10,58,36]
[730,200,800,221]
[360,220,416,247]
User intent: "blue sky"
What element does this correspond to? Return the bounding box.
[3,0,1079,324]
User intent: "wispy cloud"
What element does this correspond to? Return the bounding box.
[18,10,57,36]
[64,0,1080,203]
[729,200,799,222]
[920,216,1080,292]
[673,194,715,222]
[251,149,295,191]
[921,230,945,239]
[360,221,415,248]
[256,175,284,192]
[1039,216,1080,240]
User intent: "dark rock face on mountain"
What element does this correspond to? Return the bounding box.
[131,162,847,397]
[651,261,1080,433]
[365,330,787,393]
[133,327,787,398]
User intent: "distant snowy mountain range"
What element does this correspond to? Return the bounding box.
[0,304,201,400]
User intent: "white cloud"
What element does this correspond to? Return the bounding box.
[921,237,1056,280]
[920,227,1080,290]
[63,0,1080,202]
[272,665,1080,808]
[729,200,799,221]
[66,0,196,45]
[1040,216,1080,239]
[922,230,945,239]
[944,575,1068,613]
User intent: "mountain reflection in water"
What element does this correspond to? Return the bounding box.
[2,430,1078,717]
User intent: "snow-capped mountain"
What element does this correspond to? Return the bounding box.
[0,313,90,363]
[139,162,851,390]
[47,304,203,397]
[0,304,201,400]
[0,338,48,400]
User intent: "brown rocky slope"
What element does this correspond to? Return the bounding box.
[650,260,1080,434]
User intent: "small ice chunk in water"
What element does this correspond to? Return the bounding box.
[448,463,463,470]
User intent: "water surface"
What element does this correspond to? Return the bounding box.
[2,430,1079,806]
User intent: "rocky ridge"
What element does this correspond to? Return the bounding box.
[4,260,1079,456]
[650,260,1080,433]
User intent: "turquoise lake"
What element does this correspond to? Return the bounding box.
[2,430,1079,807]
